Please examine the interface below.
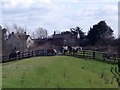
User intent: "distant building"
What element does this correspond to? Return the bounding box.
[26,36,34,51]
[32,38,53,50]
[7,32,33,52]
[52,31,78,51]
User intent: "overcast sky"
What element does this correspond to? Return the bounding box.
[0,0,119,37]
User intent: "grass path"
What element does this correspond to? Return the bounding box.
[2,56,118,88]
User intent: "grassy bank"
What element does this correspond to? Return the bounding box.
[2,56,118,88]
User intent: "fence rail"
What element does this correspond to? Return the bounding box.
[2,49,120,64]
[73,50,120,64]
[2,50,48,63]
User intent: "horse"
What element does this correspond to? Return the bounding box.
[62,46,69,55]
[68,46,82,56]
[9,51,21,61]
[62,46,82,55]
[47,48,57,56]
[53,49,57,55]
[72,47,79,56]
[79,47,83,51]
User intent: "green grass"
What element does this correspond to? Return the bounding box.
[2,56,118,88]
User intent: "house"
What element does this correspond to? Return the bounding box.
[52,31,78,51]
[7,31,34,53]
[26,36,34,51]
[32,38,53,50]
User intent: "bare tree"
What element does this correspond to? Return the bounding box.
[1,27,10,55]
[35,27,48,39]
[4,24,27,34]
[31,32,36,39]
[13,24,27,34]
[4,25,10,35]
[4,24,29,53]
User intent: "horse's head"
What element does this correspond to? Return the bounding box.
[16,51,21,55]
[64,46,68,50]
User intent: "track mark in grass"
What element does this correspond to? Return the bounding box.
[100,72,105,79]
[56,82,61,88]
[104,76,109,84]
[44,80,50,88]
[20,72,25,87]
[110,76,114,84]
[89,79,92,88]
[81,67,84,69]
[67,75,70,79]
[2,56,118,88]
[63,69,67,78]
[3,73,7,78]
[2,76,6,78]
[16,66,18,69]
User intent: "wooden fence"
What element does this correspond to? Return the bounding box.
[2,50,51,63]
[2,49,120,64]
[72,50,120,64]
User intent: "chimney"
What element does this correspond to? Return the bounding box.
[54,31,56,35]
[17,31,19,34]
[0,26,2,30]
[11,32,14,35]
[24,31,26,35]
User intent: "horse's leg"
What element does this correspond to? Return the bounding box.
[62,49,64,55]
[73,50,75,56]
[64,50,67,55]
[70,50,71,55]
[15,53,17,60]
[9,54,11,61]
[63,50,65,55]
[69,50,70,55]
[64,50,66,55]
[70,49,72,55]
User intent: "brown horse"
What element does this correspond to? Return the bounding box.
[47,48,57,56]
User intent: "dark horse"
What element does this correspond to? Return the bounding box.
[9,51,21,61]
[68,46,79,56]
[62,46,81,55]
[47,48,57,56]
[62,46,68,55]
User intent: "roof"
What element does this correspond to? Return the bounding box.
[16,34,30,41]
[8,32,30,41]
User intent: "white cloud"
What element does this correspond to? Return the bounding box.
[2,0,52,10]
[1,0,118,37]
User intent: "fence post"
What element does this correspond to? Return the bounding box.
[31,51,33,57]
[28,52,30,58]
[36,50,39,56]
[113,54,116,63]
[22,52,23,59]
[2,56,5,63]
[93,51,95,59]
[83,50,85,58]
[102,53,105,61]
